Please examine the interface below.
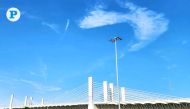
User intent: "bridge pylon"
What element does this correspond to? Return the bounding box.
[88,77,95,109]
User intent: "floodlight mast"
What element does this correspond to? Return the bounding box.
[110,37,122,109]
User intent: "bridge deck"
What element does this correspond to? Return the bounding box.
[12,102,190,109]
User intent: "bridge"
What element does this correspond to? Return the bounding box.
[5,77,190,109]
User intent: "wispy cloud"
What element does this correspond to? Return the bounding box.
[80,9,126,28]
[65,19,70,32]
[119,52,125,59]
[0,75,61,92]
[29,59,48,80]
[23,12,70,34]
[125,2,169,51]
[42,22,61,34]
[181,40,188,45]
[85,58,108,73]
[22,11,42,20]
[79,2,169,51]
[19,79,62,92]
[167,64,177,70]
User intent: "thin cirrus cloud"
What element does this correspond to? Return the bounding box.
[79,2,169,51]
[29,60,48,80]
[23,12,70,34]
[0,75,61,92]
[19,79,62,92]
[42,22,61,34]
[42,19,70,34]
[65,19,70,32]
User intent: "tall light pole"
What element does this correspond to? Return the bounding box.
[110,37,122,109]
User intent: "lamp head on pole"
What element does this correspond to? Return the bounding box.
[110,37,122,43]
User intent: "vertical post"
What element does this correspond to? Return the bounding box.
[24,96,28,107]
[109,83,114,102]
[9,94,14,109]
[30,97,33,106]
[41,98,44,106]
[103,81,108,102]
[121,87,126,103]
[115,39,121,109]
[88,77,94,109]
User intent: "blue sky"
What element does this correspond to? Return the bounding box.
[0,0,190,107]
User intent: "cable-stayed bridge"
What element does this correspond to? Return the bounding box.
[6,77,190,109]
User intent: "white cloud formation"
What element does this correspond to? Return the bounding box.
[125,3,169,51]
[80,10,126,28]
[79,2,169,51]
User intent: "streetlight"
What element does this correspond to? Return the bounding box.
[110,36,122,109]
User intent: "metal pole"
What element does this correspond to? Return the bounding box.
[114,40,121,109]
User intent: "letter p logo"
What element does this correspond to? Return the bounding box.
[9,10,17,19]
[6,8,21,22]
